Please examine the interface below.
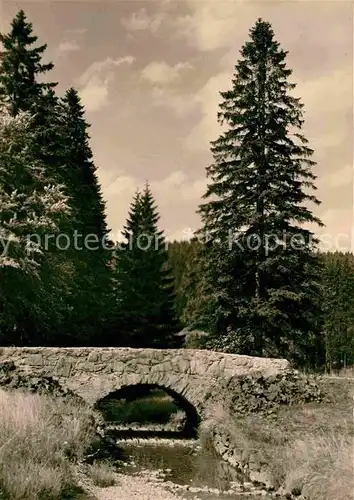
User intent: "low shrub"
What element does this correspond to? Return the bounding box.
[203,372,323,418]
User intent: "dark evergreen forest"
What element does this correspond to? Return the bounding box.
[0,11,352,370]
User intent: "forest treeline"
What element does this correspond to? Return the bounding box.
[168,241,354,370]
[0,11,352,370]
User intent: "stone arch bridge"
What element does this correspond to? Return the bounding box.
[0,347,290,428]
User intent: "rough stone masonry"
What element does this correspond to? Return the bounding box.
[0,347,290,416]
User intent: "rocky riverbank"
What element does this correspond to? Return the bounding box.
[75,463,279,500]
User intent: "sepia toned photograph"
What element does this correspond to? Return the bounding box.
[0,1,352,499]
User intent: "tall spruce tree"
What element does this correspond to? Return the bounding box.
[0,11,72,344]
[0,12,89,345]
[0,109,71,344]
[59,88,108,238]
[58,88,113,343]
[113,183,180,348]
[0,11,64,189]
[196,19,324,367]
[0,10,57,116]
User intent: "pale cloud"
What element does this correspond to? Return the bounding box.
[99,173,139,242]
[103,170,206,207]
[317,208,353,252]
[186,72,231,150]
[67,28,87,36]
[321,165,353,189]
[54,39,81,60]
[289,65,351,158]
[175,0,352,54]
[103,174,137,199]
[78,56,135,112]
[79,56,136,87]
[96,169,207,242]
[174,0,251,51]
[55,27,87,57]
[79,84,108,113]
[152,171,207,204]
[96,167,120,193]
[141,60,192,86]
[149,87,197,117]
[58,40,80,54]
[121,8,165,34]
[297,67,352,125]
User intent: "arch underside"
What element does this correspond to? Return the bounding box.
[81,370,209,411]
[94,382,201,435]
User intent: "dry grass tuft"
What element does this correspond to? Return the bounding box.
[202,376,354,500]
[283,433,353,499]
[324,366,354,379]
[0,388,96,499]
[86,461,117,488]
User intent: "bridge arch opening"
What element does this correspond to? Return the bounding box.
[94,384,200,438]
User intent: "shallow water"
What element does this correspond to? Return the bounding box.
[114,437,275,499]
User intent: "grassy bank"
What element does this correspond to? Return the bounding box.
[0,386,185,499]
[0,389,96,500]
[1,377,352,500]
[202,376,354,499]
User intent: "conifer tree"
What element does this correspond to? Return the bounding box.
[58,88,113,342]
[0,11,63,186]
[196,19,324,367]
[59,88,108,239]
[0,109,71,344]
[0,10,57,116]
[113,184,180,347]
[0,12,90,344]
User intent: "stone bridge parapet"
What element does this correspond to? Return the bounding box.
[0,347,290,416]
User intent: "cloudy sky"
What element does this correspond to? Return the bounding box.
[1,0,353,250]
